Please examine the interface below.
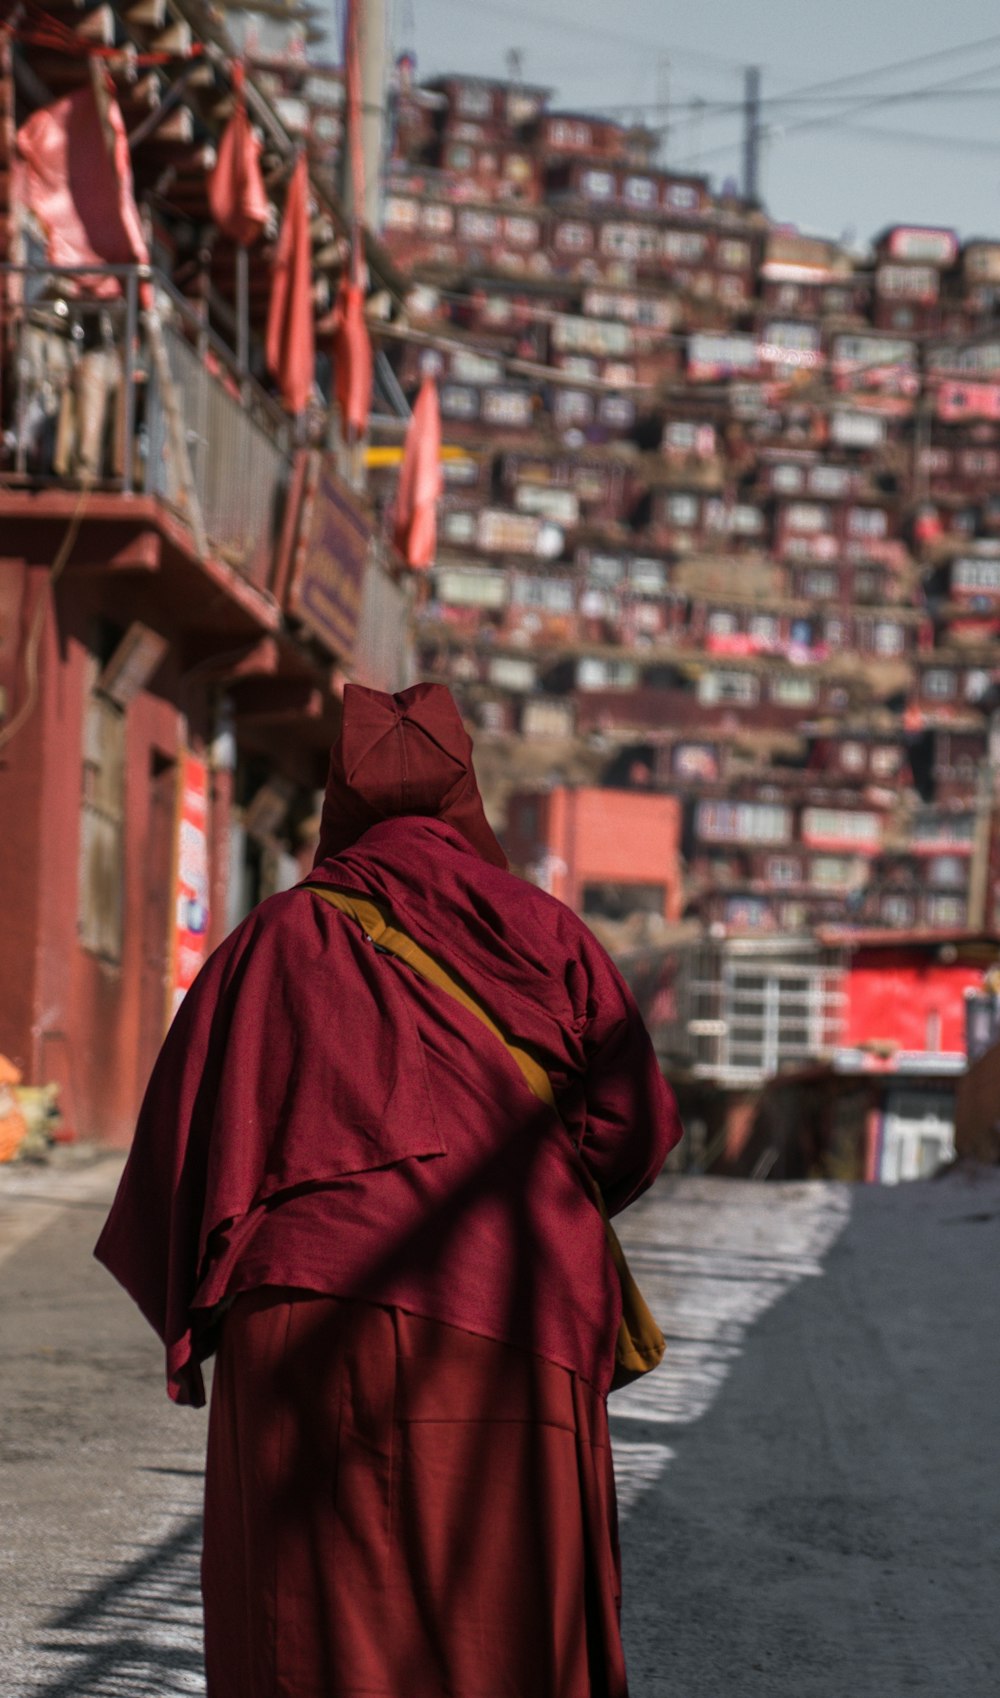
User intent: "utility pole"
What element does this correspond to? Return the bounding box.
[342,0,390,236]
[359,0,389,234]
[656,53,671,169]
[742,64,761,203]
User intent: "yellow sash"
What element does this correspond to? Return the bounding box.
[303,883,665,1388]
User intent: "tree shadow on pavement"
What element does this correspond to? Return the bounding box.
[28,1511,206,1696]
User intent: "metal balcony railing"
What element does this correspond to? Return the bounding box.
[0,264,294,594]
[621,935,847,1085]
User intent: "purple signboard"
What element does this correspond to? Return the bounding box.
[287,451,371,664]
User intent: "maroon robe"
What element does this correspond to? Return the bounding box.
[95,682,682,1697]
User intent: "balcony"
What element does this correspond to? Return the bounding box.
[0,264,294,598]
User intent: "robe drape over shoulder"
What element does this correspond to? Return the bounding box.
[96,683,682,1405]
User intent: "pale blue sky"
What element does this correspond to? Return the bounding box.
[397,0,1000,251]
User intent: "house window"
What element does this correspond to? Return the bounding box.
[555,221,594,252]
[581,169,615,200]
[698,671,759,705]
[810,466,852,498]
[927,855,967,888]
[553,390,594,428]
[840,742,866,773]
[717,239,750,268]
[665,183,699,211]
[441,510,477,544]
[505,217,539,249]
[456,84,492,117]
[803,569,838,600]
[667,493,700,527]
[767,856,800,885]
[707,609,738,636]
[874,622,905,657]
[481,389,533,427]
[576,658,638,690]
[629,560,667,594]
[624,175,657,207]
[881,894,915,927]
[771,674,819,706]
[772,464,805,494]
[870,746,902,778]
[79,684,126,962]
[954,559,1000,593]
[551,119,591,148]
[696,800,791,843]
[511,574,575,613]
[785,502,830,534]
[925,894,967,927]
[966,669,992,703]
[749,614,779,644]
[810,855,858,889]
[421,203,454,234]
[923,669,956,700]
[847,506,889,539]
[802,807,881,847]
[663,230,708,263]
[440,384,479,420]
[458,210,500,242]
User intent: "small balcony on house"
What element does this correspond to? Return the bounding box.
[0,262,295,608]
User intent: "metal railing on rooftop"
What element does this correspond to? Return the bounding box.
[0,264,294,593]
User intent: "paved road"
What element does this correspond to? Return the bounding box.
[1,1156,997,1696]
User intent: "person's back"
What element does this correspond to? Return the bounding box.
[96,682,682,1698]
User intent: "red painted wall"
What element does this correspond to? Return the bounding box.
[506,786,683,919]
[843,949,981,1057]
[0,577,215,1145]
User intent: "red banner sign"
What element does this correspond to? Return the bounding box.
[170,752,211,1019]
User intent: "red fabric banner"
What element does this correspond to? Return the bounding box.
[16,83,149,296]
[331,277,372,440]
[208,69,269,248]
[266,155,315,415]
[393,375,442,569]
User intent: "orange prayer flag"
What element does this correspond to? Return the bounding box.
[393,374,442,570]
[16,83,150,299]
[265,154,315,415]
[208,67,269,248]
[332,277,373,440]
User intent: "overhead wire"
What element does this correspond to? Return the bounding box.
[667,52,1000,172]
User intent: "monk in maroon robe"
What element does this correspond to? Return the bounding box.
[96,681,682,1698]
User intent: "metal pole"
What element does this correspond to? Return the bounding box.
[358,0,389,235]
[742,65,761,203]
[236,246,249,376]
[121,268,138,495]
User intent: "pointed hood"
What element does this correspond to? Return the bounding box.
[314,682,507,869]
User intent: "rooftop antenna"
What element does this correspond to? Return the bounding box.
[506,46,524,85]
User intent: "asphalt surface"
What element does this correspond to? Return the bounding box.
[1,1155,998,1697]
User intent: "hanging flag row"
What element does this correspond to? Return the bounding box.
[12,68,442,569]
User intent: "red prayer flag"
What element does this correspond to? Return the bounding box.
[265,154,315,415]
[16,83,150,297]
[207,69,268,248]
[393,375,442,570]
[331,277,372,440]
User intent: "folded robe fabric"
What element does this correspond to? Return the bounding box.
[203,1292,628,1698]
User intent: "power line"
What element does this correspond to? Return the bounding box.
[756,29,1000,105]
[668,55,1000,172]
[589,87,1000,117]
[413,0,747,72]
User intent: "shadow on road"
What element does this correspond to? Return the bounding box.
[30,1511,206,1697]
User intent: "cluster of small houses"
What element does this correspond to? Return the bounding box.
[365,69,1000,958]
